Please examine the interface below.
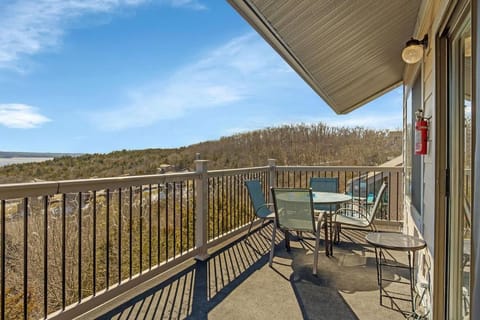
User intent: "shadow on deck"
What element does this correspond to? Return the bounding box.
[89,225,414,320]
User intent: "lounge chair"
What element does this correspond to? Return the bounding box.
[309,177,339,212]
[244,180,275,240]
[333,181,388,243]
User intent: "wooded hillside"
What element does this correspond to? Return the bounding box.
[0,123,401,184]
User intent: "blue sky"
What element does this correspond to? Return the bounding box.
[0,0,403,153]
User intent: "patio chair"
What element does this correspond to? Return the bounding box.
[309,177,339,212]
[333,181,388,243]
[269,188,324,275]
[244,180,275,240]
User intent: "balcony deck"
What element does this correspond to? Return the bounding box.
[83,225,413,320]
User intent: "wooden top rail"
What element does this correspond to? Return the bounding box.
[276,166,403,173]
[0,165,403,199]
[0,172,200,199]
[207,166,269,178]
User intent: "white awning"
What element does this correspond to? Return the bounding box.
[228,0,422,114]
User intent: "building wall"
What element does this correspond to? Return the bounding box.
[403,0,453,317]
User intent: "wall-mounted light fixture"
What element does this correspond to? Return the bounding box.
[402,35,428,64]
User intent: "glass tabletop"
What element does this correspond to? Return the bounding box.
[312,192,352,204]
[365,232,427,251]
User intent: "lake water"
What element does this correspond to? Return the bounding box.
[0,157,53,167]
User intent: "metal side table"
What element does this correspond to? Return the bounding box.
[365,232,426,312]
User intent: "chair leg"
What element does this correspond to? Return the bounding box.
[269,223,277,267]
[333,223,341,244]
[313,223,321,276]
[260,218,266,228]
[245,217,255,241]
[284,230,291,252]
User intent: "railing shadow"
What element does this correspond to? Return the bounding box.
[97,225,280,320]
[97,227,412,320]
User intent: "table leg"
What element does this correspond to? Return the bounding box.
[324,215,329,256]
[328,212,333,256]
[284,230,291,252]
[374,247,380,285]
[408,250,414,312]
[378,248,383,305]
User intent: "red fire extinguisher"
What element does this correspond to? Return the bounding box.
[415,109,428,155]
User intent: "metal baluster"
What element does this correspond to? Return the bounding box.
[129,187,133,279]
[78,192,82,302]
[1,200,4,320]
[397,172,400,221]
[221,177,224,237]
[93,191,97,294]
[43,196,48,317]
[157,183,161,264]
[62,194,66,310]
[106,189,110,288]
[180,181,183,255]
[24,198,28,318]
[149,184,152,269]
[387,172,391,220]
[192,180,196,249]
[173,182,176,258]
[139,187,143,272]
[118,188,122,284]
[207,178,211,240]
[229,176,233,231]
[186,180,190,250]
[165,184,168,261]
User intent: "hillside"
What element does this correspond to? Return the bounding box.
[0,123,402,184]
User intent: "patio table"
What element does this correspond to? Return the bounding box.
[365,232,426,312]
[312,192,352,256]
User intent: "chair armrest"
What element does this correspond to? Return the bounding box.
[315,211,325,229]
[255,203,273,215]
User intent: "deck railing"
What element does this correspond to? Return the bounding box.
[275,165,403,221]
[0,159,403,319]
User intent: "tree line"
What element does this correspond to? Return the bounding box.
[0,123,402,184]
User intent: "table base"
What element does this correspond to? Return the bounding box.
[374,247,415,312]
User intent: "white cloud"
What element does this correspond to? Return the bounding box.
[163,0,206,10]
[0,104,50,128]
[0,0,206,70]
[97,33,294,130]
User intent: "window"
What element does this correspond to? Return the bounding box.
[405,74,423,226]
[411,76,423,213]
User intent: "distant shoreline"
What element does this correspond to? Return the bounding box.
[0,157,53,167]
[0,151,81,158]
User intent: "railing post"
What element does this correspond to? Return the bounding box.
[195,160,210,261]
[268,159,276,203]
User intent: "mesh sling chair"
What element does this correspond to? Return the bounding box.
[333,181,388,243]
[244,180,275,240]
[269,188,324,275]
[309,177,339,212]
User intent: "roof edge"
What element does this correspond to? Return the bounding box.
[339,81,403,115]
[228,0,340,110]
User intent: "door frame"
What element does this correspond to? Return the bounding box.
[437,1,472,318]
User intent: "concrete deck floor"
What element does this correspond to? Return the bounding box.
[86,225,415,320]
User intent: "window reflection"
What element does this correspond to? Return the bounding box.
[462,30,472,320]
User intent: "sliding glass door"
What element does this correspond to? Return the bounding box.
[446,10,472,320]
